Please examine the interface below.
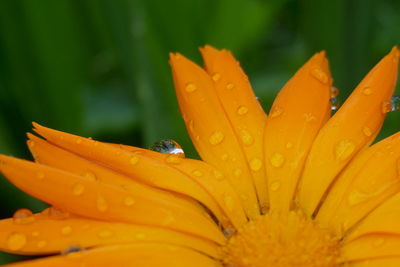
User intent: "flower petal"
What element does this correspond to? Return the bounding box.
[341,234,400,263]
[116,143,248,230]
[348,257,400,267]
[344,192,400,242]
[200,46,268,212]
[170,53,259,218]
[32,123,230,228]
[0,212,220,258]
[0,243,222,267]
[264,51,332,212]
[298,47,399,216]
[316,132,400,236]
[0,155,225,244]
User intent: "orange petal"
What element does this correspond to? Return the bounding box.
[316,132,400,236]
[348,257,400,267]
[170,53,259,218]
[200,46,268,212]
[345,192,400,242]
[115,143,247,230]
[27,133,228,228]
[32,123,228,227]
[298,47,399,216]
[0,155,225,244]
[1,243,222,267]
[0,211,220,258]
[341,234,400,263]
[264,51,332,212]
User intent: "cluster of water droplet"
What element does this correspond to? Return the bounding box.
[382,95,400,113]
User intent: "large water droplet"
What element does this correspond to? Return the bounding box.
[150,139,185,157]
[13,209,35,224]
[382,95,400,113]
[7,233,27,251]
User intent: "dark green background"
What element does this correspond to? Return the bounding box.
[0,0,399,264]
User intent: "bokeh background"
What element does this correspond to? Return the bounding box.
[0,0,399,264]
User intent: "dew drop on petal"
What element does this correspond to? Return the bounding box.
[185,83,197,93]
[165,155,181,164]
[221,153,229,161]
[213,170,224,180]
[124,196,135,207]
[270,106,283,118]
[330,96,341,111]
[83,171,97,181]
[226,83,235,89]
[241,130,254,146]
[61,226,72,235]
[363,126,372,137]
[330,86,339,98]
[335,140,355,161]
[44,206,70,220]
[362,87,372,95]
[209,131,224,145]
[37,172,45,180]
[311,68,329,84]
[270,181,281,192]
[270,153,285,168]
[250,158,262,171]
[96,196,108,212]
[72,183,85,196]
[192,170,203,177]
[62,245,83,255]
[237,106,249,115]
[150,139,185,157]
[303,113,316,122]
[75,138,82,144]
[7,233,27,251]
[129,156,139,165]
[212,73,221,81]
[13,209,35,224]
[382,95,400,113]
[234,168,242,177]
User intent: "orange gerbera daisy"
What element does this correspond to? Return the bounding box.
[0,45,399,266]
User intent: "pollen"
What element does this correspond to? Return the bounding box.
[222,210,340,267]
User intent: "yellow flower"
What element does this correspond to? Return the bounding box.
[0,45,399,266]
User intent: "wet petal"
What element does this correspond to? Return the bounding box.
[348,257,400,267]
[1,243,222,267]
[298,47,399,216]
[0,155,225,244]
[170,53,259,218]
[0,212,220,258]
[316,132,400,236]
[200,46,268,212]
[264,51,332,212]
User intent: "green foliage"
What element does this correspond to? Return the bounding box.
[0,0,399,263]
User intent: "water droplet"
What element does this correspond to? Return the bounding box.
[286,142,293,149]
[72,183,85,196]
[37,240,47,248]
[185,83,197,93]
[62,245,82,254]
[250,158,262,171]
[241,130,254,146]
[234,168,242,177]
[303,113,316,122]
[362,87,372,95]
[382,95,400,113]
[311,68,329,84]
[83,171,96,181]
[213,170,224,180]
[44,206,70,220]
[37,172,45,180]
[237,106,248,115]
[330,86,339,98]
[335,140,355,161]
[124,196,135,206]
[129,156,139,165]
[98,230,112,238]
[212,73,221,81]
[223,194,234,212]
[226,83,234,89]
[363,126,372,137]
[61,226,72,235]
[270,153,285,168]
[7,233,27,251]
[270,181,281,192]
[372,238,385,247]
[150,139,185,157]
[330,96,341,111]
[97,196,108,212]
[13,209,35,224]
[209,131,224,145]
[270,106,283,118]
[165,155,181,164]
[192,170,203,177]
[221,153,228,161]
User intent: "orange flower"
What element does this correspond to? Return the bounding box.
[0,45,399,266]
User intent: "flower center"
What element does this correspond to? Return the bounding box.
[222,210,340,267]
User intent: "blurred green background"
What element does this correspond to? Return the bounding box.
[0,0,399,264]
